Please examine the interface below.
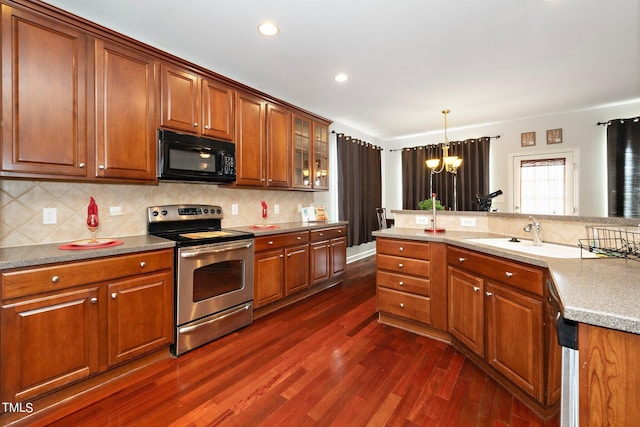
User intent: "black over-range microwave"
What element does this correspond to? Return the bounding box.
[158,129,236,183]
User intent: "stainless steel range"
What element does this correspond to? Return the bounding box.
[147,204,254,355]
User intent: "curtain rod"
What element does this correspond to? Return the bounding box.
[597,116,640,126]
[388,135,500,152]
[331,130,383,150]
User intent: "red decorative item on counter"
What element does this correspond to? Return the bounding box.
[261,200,268,220]
[87,197,99,242]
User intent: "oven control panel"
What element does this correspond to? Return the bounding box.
[148,204,223,223]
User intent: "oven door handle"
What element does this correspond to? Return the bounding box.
[180,241,253,258]
[178,303,252,333]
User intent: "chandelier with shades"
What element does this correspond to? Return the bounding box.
[425,109,463,210]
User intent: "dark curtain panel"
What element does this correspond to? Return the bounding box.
[607,118,640,217]
[337,134,382,246]
[402,137,491,211]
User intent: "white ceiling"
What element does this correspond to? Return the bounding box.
[43,0,640,141]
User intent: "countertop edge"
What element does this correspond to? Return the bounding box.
[0,235,176,270]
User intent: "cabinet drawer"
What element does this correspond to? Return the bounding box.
[377,238,430,260]
[377,254,430,277]
[2,249,174,299]
[448,246,543,296]
[255,232,309,251]
[310,226,346,242]
[377,287,431,324]
[377,270,430,296]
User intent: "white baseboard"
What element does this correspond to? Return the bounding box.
[347,248,376,264]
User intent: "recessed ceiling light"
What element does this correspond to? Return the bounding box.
[258,22,279,36]
[334,73,349,82]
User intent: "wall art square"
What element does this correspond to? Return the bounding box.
[547,128,562,144]
[521,131,536,147]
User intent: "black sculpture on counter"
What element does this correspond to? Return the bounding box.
[475,189,503,211]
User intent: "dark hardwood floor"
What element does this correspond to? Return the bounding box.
[37,256,558,426]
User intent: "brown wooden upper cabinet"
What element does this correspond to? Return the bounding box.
[160,63,235,141]
[235,91,291,188]
[94,39,157,181]
[1,5,89,178]
[0,5,157,182]
[292,115,329,190]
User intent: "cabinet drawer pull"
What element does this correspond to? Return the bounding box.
[473,286,480,292]
[319,232,324,236]
[398,263,404,268]
[505,271,513,278]
[458,257,466,263]
[140,261,146,268]
[205,125,210,129]
[400,303,404,308]
[111,292,118,299]
[268,241,274,245]
[399,246,404,252]
[90,297,98,304]
[297,236,302,240]
[485,291,493,297]
[399,281,404,286]
[338,229,342,233]
[98,165,105,170]
[279,254,284,258]
[51,276,60,283]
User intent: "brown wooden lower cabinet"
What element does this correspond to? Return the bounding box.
[0,249,174,403]
[254,226,346,311]
[579,323,640,426]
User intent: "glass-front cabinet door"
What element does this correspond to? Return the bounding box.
[292,115,311,188]
[313,122,329,189]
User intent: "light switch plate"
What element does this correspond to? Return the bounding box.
[231,204,238,215]
[460,217,477,227]
[416,216,429,225]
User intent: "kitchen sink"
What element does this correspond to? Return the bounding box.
[465,237,597,259]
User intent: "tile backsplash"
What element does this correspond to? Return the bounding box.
[0,180,313,248]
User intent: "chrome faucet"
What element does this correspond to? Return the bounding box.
[524,216,543,246]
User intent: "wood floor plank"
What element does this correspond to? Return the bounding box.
[27,256,559,427]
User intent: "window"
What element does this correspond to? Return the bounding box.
[511,150,577,215]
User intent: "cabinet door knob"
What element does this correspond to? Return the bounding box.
[204,125,210,129]
[193,122,198,127]
[473,286,480,292]
[79,162,86,168]
[458,257,466,263]
[399,303,404,308]
[398,263,404,268]
[485,291,493,297]
[98,165,105,170]
[268,241,274,245]
[90,297,98,304]
[399,281,404,286]
[140,261,146,268]
[505,271,513,278]
[399,246,404,252]
[111,292,118,299]
[51,276,60,283]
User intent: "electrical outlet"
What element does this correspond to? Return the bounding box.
[460,217,477,227]
[231,204,238,215]
[274,204,280,214]
[415,216,430,225]
[43,208,57,224]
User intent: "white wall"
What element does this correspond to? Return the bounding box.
[381,100,640,217]
[314,120,383,221]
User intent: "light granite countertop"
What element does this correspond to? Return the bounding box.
[0,235,176,270]
[232,220,348,237]
[0,221,347,270]
[373,227,640,335]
